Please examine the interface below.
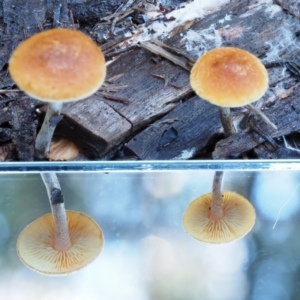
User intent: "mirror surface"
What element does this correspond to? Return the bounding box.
[0,168,299,300]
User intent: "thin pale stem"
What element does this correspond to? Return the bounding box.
[210,171,224,220]
[219,107,236,136]
[41,172,72,251]
[35,102,63,160]
[247,104,277,130]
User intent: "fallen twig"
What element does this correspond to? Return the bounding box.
[99,85,128,92]
[139,41,191,71]
[100,93,130,105]
[0,89,20,94]
[247,104,277,130]
[151,73,168,88]
[151,38,195,67]
[105,73,125,83]
[151,73,183,89]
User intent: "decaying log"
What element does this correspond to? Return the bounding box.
[0,143,13,161]
[253,138,300,159]
[0,128,11,143]
[8,99,36,161]
[0,110,10,125]
[275,0,300,20]
[56,98,132,158]
[122,0,300,159]
[1,0,300,160]
[57,47,191,158]
[213,86,300,159]
[66,0,122,24]
[125,96,222,160]
[3,0,47,36]
[2,0,120,35]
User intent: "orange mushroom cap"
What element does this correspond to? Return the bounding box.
[17,210,104,276]
[190,47,268,107]
[182,191,255,243]
[9,28,106,102]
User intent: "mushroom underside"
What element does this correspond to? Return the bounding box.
[183,191,255,243]
[17,210,104,275]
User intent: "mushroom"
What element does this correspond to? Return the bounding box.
[47,138,80,161]
[190,47,275,136]
[8,28,106,160]
[182,171,255,243]
[17,173,104,275]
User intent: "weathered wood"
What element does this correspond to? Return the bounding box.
[52,0,72,28]
[3,0,47,36]
[2,0,300,160]
[125,96,222,159]
[213,86,300,159]
[8,99,36,161]
[56,98,132,158]
[1,0,128,21]
[118,0,300,159]
[0,143,14,161]
[0,128,11,143]
[0,3,3,18]
[64,0,122,24]
[100,48,191,128]
[275,0,300,19]
[253,141,300,159]
[2,0,119,35]
[58,47,191,157]
[0,34,13,71]
[0,110,10,125]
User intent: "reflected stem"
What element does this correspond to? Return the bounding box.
[211,171,224,220]
[41,172,72,251]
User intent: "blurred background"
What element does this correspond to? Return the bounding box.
[0,169,300,300]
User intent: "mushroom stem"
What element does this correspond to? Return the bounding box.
[35,102,63,160]
[210,171,224,220]
[41,172,72,251]
[219,107,236,136]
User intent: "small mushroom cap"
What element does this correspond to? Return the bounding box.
[190,47,268,107]
[9,28,106,102]
[182,191,255,243]
[47,138,80,161]
[17,210,104,276]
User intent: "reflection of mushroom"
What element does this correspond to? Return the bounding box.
[183,171,255,243]
[190,47,275,136]
[17,211,104,275]
[17,173,104,275]
[9,28,106,160]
